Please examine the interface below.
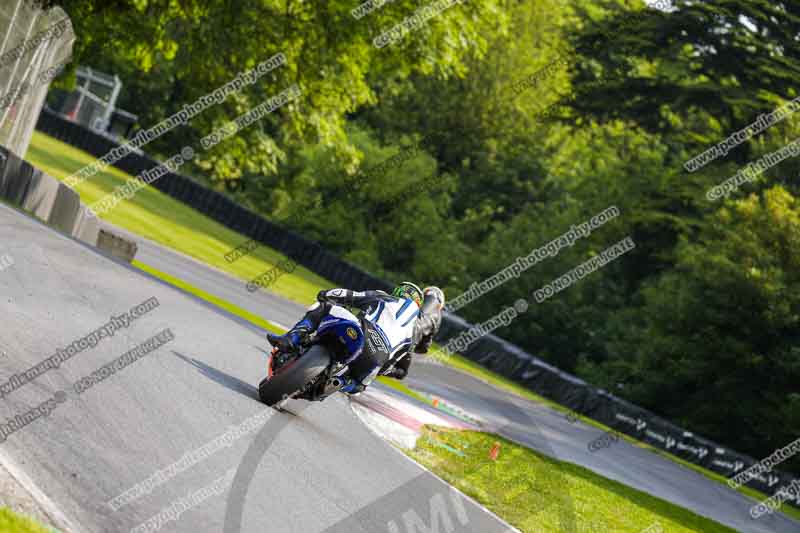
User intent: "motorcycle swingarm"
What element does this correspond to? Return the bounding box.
[299,364,348,402]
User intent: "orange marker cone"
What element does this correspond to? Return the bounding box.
[432,398,440,408]
[489,441,501,461]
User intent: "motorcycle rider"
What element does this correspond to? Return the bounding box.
[391,286,445,380]
[267,282,443,394]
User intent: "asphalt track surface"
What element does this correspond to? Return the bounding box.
[0,203,796,533]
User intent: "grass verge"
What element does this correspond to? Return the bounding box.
[0,508,58,533]
[375,375,430,405]
[408,427,737,533]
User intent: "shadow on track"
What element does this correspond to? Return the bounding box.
[172,350,260,401]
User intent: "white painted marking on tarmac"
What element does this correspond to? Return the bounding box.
[0,450,82,532]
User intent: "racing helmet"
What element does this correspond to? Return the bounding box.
[422,286,445,311]
[392,281,423,306]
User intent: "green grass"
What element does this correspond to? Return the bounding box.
[0,508,59,533]
[26,131,330,304]
[27,130,800,523]
[375,375,430,404]
[408,427,737,533]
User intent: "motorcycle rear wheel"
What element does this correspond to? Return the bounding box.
[258,344,332,406]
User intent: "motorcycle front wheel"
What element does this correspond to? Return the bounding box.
[258,344,332,406]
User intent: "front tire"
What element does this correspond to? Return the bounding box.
[258,344,332,406]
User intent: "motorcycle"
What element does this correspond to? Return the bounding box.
[259,287,445,407]
[258,305,398,406]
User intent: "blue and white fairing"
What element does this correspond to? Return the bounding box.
[316,305,364,364]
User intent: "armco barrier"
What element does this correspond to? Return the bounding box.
[34,109,800,506]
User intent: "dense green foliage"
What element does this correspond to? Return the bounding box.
[47,0,800,472]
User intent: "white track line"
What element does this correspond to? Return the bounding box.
[0,449,81,532]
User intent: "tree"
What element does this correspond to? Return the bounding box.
[565,0,800,166]
[52,0,511,189]
[593,186,800,470]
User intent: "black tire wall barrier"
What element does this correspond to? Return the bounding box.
[34,110,799,505]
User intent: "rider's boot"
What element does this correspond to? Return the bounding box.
[267,318,313,353]
[340,366,379,395]
[339,377,365,395]
[384,366,407,379]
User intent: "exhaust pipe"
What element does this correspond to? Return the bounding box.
[323,376,348,396]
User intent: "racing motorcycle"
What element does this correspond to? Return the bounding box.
[258,305,399,407]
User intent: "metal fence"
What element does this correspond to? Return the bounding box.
[0,0,74,158]
[66,66,122,132]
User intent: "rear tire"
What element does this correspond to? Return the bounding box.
[258,344,332,406]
